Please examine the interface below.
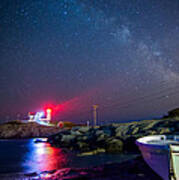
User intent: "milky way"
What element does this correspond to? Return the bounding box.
[0,0,179,123]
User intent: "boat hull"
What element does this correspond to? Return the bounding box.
[136,135,170,180]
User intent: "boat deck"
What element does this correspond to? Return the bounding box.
[148,140,179,145]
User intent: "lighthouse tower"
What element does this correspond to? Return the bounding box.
[46,108,52,122]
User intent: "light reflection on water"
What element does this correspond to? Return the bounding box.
[0,139,138,174]
[0,139,70,174]
[23,139,69,173]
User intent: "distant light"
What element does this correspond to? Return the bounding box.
[46,108,52,113]
[64,11,68,15]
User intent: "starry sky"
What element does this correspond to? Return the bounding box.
[0,0,179,124]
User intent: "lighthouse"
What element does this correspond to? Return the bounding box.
[46,108,52,122]
[39,108,52,123]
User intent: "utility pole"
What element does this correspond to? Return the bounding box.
[93,105,98,127]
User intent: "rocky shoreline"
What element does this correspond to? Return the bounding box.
[48,118,179,154]
[0,121,60,139]
[1,117,179,179]
[1,117,179,154]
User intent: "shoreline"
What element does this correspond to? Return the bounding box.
[1,117,178,179]
[0,156,162,180]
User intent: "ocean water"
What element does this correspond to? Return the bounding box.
[0,139,137,174]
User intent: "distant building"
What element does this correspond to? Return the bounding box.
[28,109,52,123]
[28,112,36,122]
[57,121,64,128]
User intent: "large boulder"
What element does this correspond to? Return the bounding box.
[77,142,90,152]
[115,125,132,137]
[158,128,171,134]
[131,127,140,135]
[99,126,113,136]
[78,127,91,133]
[95,130,104,136]
[97,133,107,142]
[61,134,76,144]
[95,129,112,142]
[142,121,161,131]
[70,130,82,136]
[105,138,123,153]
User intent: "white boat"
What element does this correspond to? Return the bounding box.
[136,135,179,180]
[170,144,179,180]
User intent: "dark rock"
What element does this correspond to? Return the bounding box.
[95,130,104,136]
[100,125,115,136]
[168,108,179,118]
[0,121,60,139]
[132,127,140,135]
[159,128,171,134]
[46,117,179,154]
[96,133,107,142]
[61,134,76,144]
[105,138,123,153]
[123,136,140,153]
[71,130,82,136]
[115,125,133,137]
[78,127,90,133]
[77,142,90,152]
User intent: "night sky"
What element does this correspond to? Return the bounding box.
[0,0,179,124]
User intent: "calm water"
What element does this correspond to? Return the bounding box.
[0,139,138,174]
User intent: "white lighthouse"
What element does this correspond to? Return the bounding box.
[45,108,52,122]
[39,108,52,123]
